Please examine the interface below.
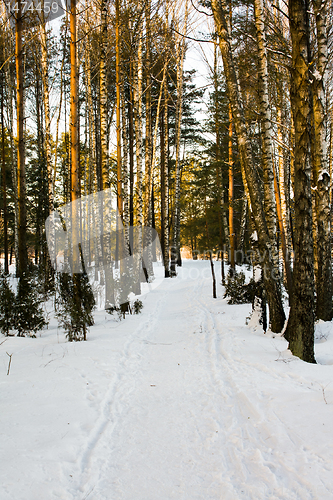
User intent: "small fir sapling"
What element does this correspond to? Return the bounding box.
[223,268,254,304]
[0,270,15,336]
[56,272,95,341]
[14,271,48,337]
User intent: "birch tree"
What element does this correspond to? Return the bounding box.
[211,0,286,333]
[312,0,331,321]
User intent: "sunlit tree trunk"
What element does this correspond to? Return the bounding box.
[16,0,27,277]
[160,65,170,277]
[100,0,108,190]
[284,0,315,363]
[133,7,144,290]
[40,19,53,213]
[253,0,278,271]
[1,78,8,273]
[254,0,292,297]
[144,0,152,225]
[228,103,235,270]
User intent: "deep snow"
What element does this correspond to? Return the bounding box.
[1,260,333,499]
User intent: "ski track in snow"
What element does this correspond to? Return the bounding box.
[193,293,328,499]
[73,288,169,499]
[71,268,332,499]
[2,261,333,499]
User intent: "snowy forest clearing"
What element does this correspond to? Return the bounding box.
[1,260,333,499]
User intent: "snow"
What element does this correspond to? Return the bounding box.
[1,260,333,499]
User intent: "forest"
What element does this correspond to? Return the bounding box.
[0,0,332,363]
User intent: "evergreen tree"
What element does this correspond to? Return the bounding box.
[0,270,15,335]
[56,272,95,342]
[14,270,48,337]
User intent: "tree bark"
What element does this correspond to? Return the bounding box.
[170,0,188,276]
[16,0,27,277]
[284,0,316,363]
[40,19,54,213]
[228,103,235,270]
[312,0,331,321]
[1,78,8,274]
[253,0,279,272]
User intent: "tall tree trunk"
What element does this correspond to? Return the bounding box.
[253,0,279,272]
[6,60,18,274]
[133,8,144,290]
[40,20,54,213]
[144,0,152,225]
[284,0,316,363]
[99,0,115,305]
[312,0,331,321]
[211,0,286,333]
[100,0,108,190]
[254,0,292,297]
[213,42,225,282]
[160,69,170,277]
[70,0,80,253]
[170,0,188,276]
[116,0,122,217]
[16,0,27,277]
[276,87,293,276]
[228,103,235,270]
[1,78,8,274]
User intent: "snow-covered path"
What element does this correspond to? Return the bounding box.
[2,260,333,499]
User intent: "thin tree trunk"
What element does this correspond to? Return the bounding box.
[228,103,235,270]
[1,78,8,274]
[214,42,225,282]
[160,69,170,277]
[133,8,144,290]
[204,182,217,299]
[170,0,188,276]
[40,20,54,213]
[144,0,152,225]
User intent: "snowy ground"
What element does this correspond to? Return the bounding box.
[1,260,333,499]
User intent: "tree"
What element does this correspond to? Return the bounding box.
[14,271,48,337]
[312,0,331,321]
[56,272,95,341]
[15,0,27,277]
[284,0,316,363]
[0,270,15,335]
